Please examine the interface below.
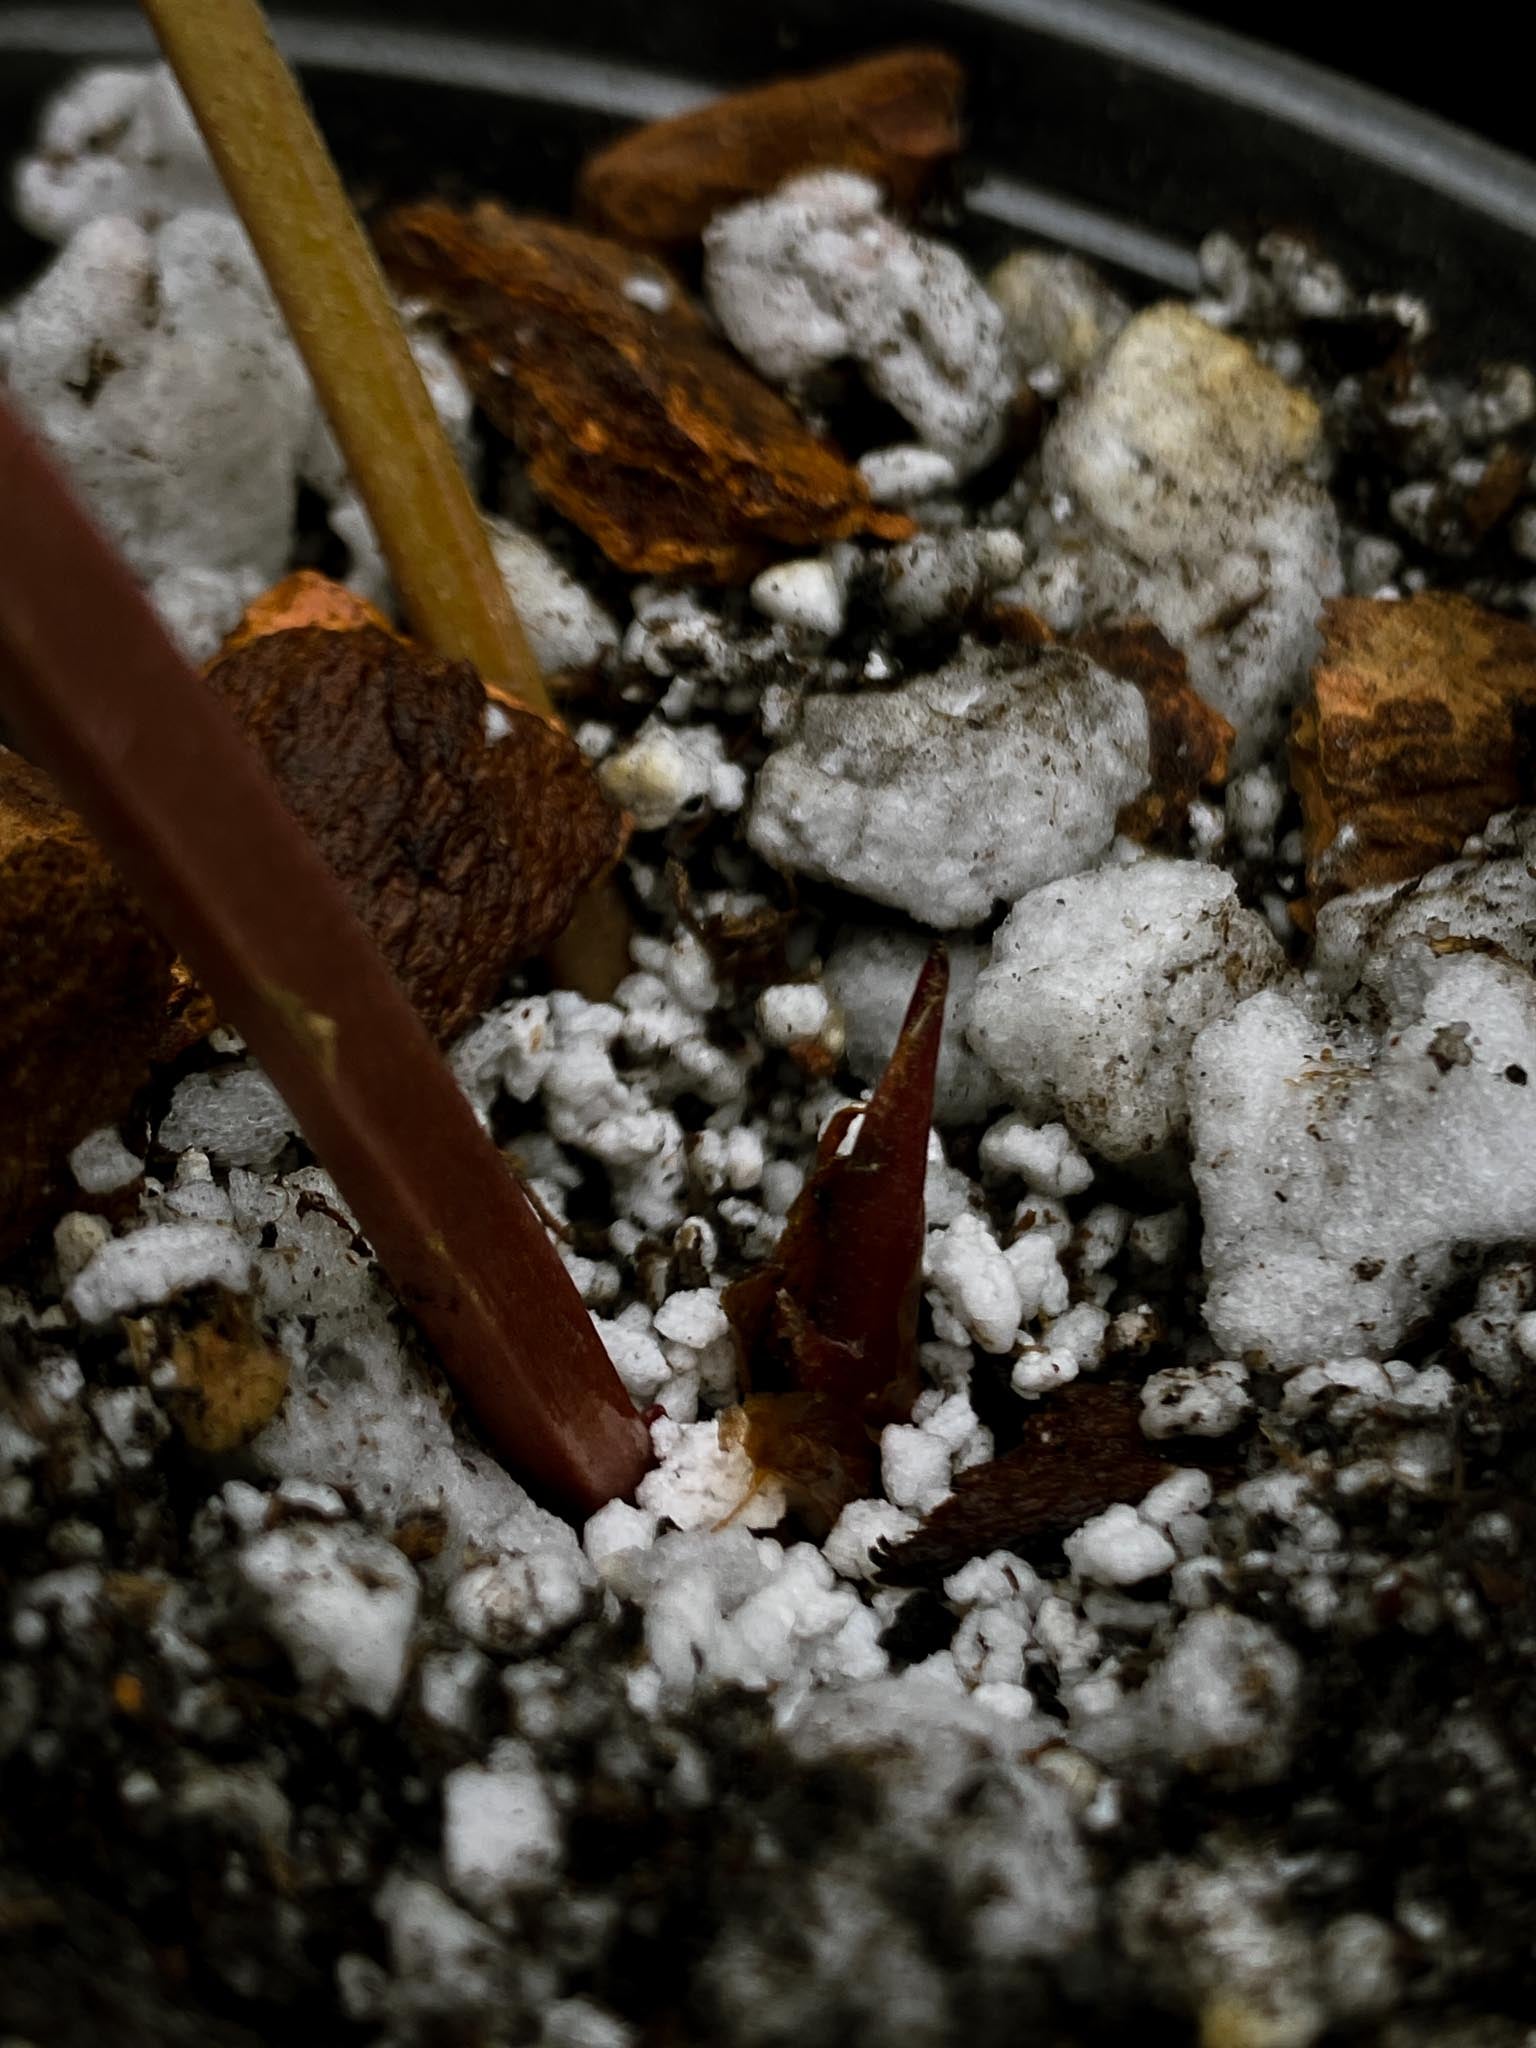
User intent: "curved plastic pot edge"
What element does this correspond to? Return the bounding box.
[4,0,1535,248]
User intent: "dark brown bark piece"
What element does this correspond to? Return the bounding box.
[205,625,625,1044]
[1,748,173,1259]
[724,949,946,1532]
[1077,619,1236,843]
[576,48,966,248]
[1293,591,1536,901]
[377,204,913,583]
[877,1381,1173,1585]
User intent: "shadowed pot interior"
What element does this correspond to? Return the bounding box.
[3,0,1536,360]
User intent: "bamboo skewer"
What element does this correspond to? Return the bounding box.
[0,392,652,1519]
[139,0,549,717]
[140,0,631,996]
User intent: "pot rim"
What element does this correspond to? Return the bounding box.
[3,0,1534,254]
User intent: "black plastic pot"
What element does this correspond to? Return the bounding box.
[3,0,1536,362]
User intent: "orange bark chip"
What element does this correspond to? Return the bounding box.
[378,204,913,584]
[220,569,398,654]
[1293,592,1536,902]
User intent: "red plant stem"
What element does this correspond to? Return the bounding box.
[813,944,948,1396]
[0,393,650,1519]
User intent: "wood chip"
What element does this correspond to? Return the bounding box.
[723,949,946,1532]
[877,1381,1172,1585]
[576,48,965,248]
[1077,620,1236,843]
[205,623,626,1043]
[377,204,913,583]
[1293,592,1536,901]
[1,748,173,1259]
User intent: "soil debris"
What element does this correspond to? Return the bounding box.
[877,1381,1174,1584]
[153,1295,291,1453]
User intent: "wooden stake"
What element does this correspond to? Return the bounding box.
[139,0,633,995]
[0,392,651,1519]
[139,0,547,711]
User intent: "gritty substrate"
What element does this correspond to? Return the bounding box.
[7,60,1536,2048]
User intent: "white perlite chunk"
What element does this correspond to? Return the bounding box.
[238,1522,419,1717]
[374,1873,505,2019]
[12,64,226,241]
[598,719,745,831]
[4,211,314,632]
[227,1167,569,1556]
[784,1678,1093,1961]
[1141,1360,1252,1439]
[879,1425,954,1515]
[823,1499,920,1582]
[67,1222,251,1324]
[485,517,617,676]
[748,646,1151,928]
[442,1751,562,1916]
[704,171,1014,475]
[971,859,1281,1162]
[749,556,846,638]
[857,444,960,505]
[1454,1259,1536,1392]
[880,528,1025,636]
[756,982,834,1048]
[447,1549,592,1654]
[159,1064,296,1170]
[978,1115,1093,1196]
[1064,1504,1177,1587]
[1312,808,1536,1003]
[1140,1611,1303,1783]
[1192,954,1536,1364]
[1120,1849,1327,2048]
[68,1127,143,1196]
[825,928,1003,1125]
[1006,302,1340,762]
[923,1214,1021,1356]
[987,249,1129,385]
[607,1526,882,1714]
[636,1418,787,1532]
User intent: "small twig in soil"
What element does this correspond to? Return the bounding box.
[138,0,630,998]
[0,393,651,1519]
